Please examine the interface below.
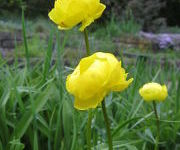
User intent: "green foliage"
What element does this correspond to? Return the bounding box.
[21,7,30,70]
[0,0,52,16]
[0,0,179,31]
[102,0,166,32]
[127,0,166,32]
[0,0,22,8]
[0,27,180,149]
[94,13,141,39]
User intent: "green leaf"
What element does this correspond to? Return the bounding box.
[112,117,141,137]
[62,100,73,150]
[43,27,54,81]
[9,139,24,150]
[33,130,39,150]
[21,6,30,70]
[11,84,54,139]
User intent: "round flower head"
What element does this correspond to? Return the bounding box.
[48,0,106,31]
[139,82,168,102]
[66,52,133,110]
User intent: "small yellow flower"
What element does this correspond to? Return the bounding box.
[48,0,106,31]
[139,82,168,102]
[66,52,133,110]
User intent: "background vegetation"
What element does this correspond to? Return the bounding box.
[0,0,180,32]
[0,26,180,149]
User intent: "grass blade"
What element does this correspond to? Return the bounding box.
[43,27,54,81]
[11,84,54,139]
[33,130,39,150]
[112,117,141,137]
[176,75,180,113]
[21,6,30,70]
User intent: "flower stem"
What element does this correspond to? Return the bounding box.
[83,28,90,56]
[102,100,113,150]
[83,28,92,150]
[153,101,160,150]
[86,109,93,150]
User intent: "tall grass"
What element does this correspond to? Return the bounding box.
[21,6,30,70]
[0,43,179,149]
[94,11,141,39]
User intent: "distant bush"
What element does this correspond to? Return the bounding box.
[25,0,53,15]
[102,0,167,32]
[0,0,53,16]
[127,0,166,32]
[0,0,21,8]
[161,0,180,26]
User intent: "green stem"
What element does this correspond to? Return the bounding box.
[83,28,92,150]
[153,101,160,150]
[102,100,113,150]
[83,28,90,56]
[86,110,93,150]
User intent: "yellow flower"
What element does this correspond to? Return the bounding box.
[139,82,168,102]
[66,52,133,110]
[48,0,106,31]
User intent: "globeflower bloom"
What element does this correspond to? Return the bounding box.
[48,0,106,31]
[139,82,168,102]
[66,52,133,110]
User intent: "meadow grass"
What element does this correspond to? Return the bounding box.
[0,25,180,150]
[0,12,180,150]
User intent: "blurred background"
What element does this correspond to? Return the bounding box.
[0,0,180,62]
[0,0,180,31]
[0,0,180,59]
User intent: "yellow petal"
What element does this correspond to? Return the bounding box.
[48,0,106,31]
[48,0,64,25]
[93,3,106,19]
[139,82,168,102]
[58,25,72,30]
[66,65,80,94]
[159,85,168,101]
[79,18,94,31]
[79,3,106,31]
[67,53,110,100]
[79,54,97,74]
[107,61,133,92]
[111,78,133,91]
[66,52,133,110]
[74,90,107,110]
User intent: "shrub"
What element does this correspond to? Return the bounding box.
[102,0,166,32]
